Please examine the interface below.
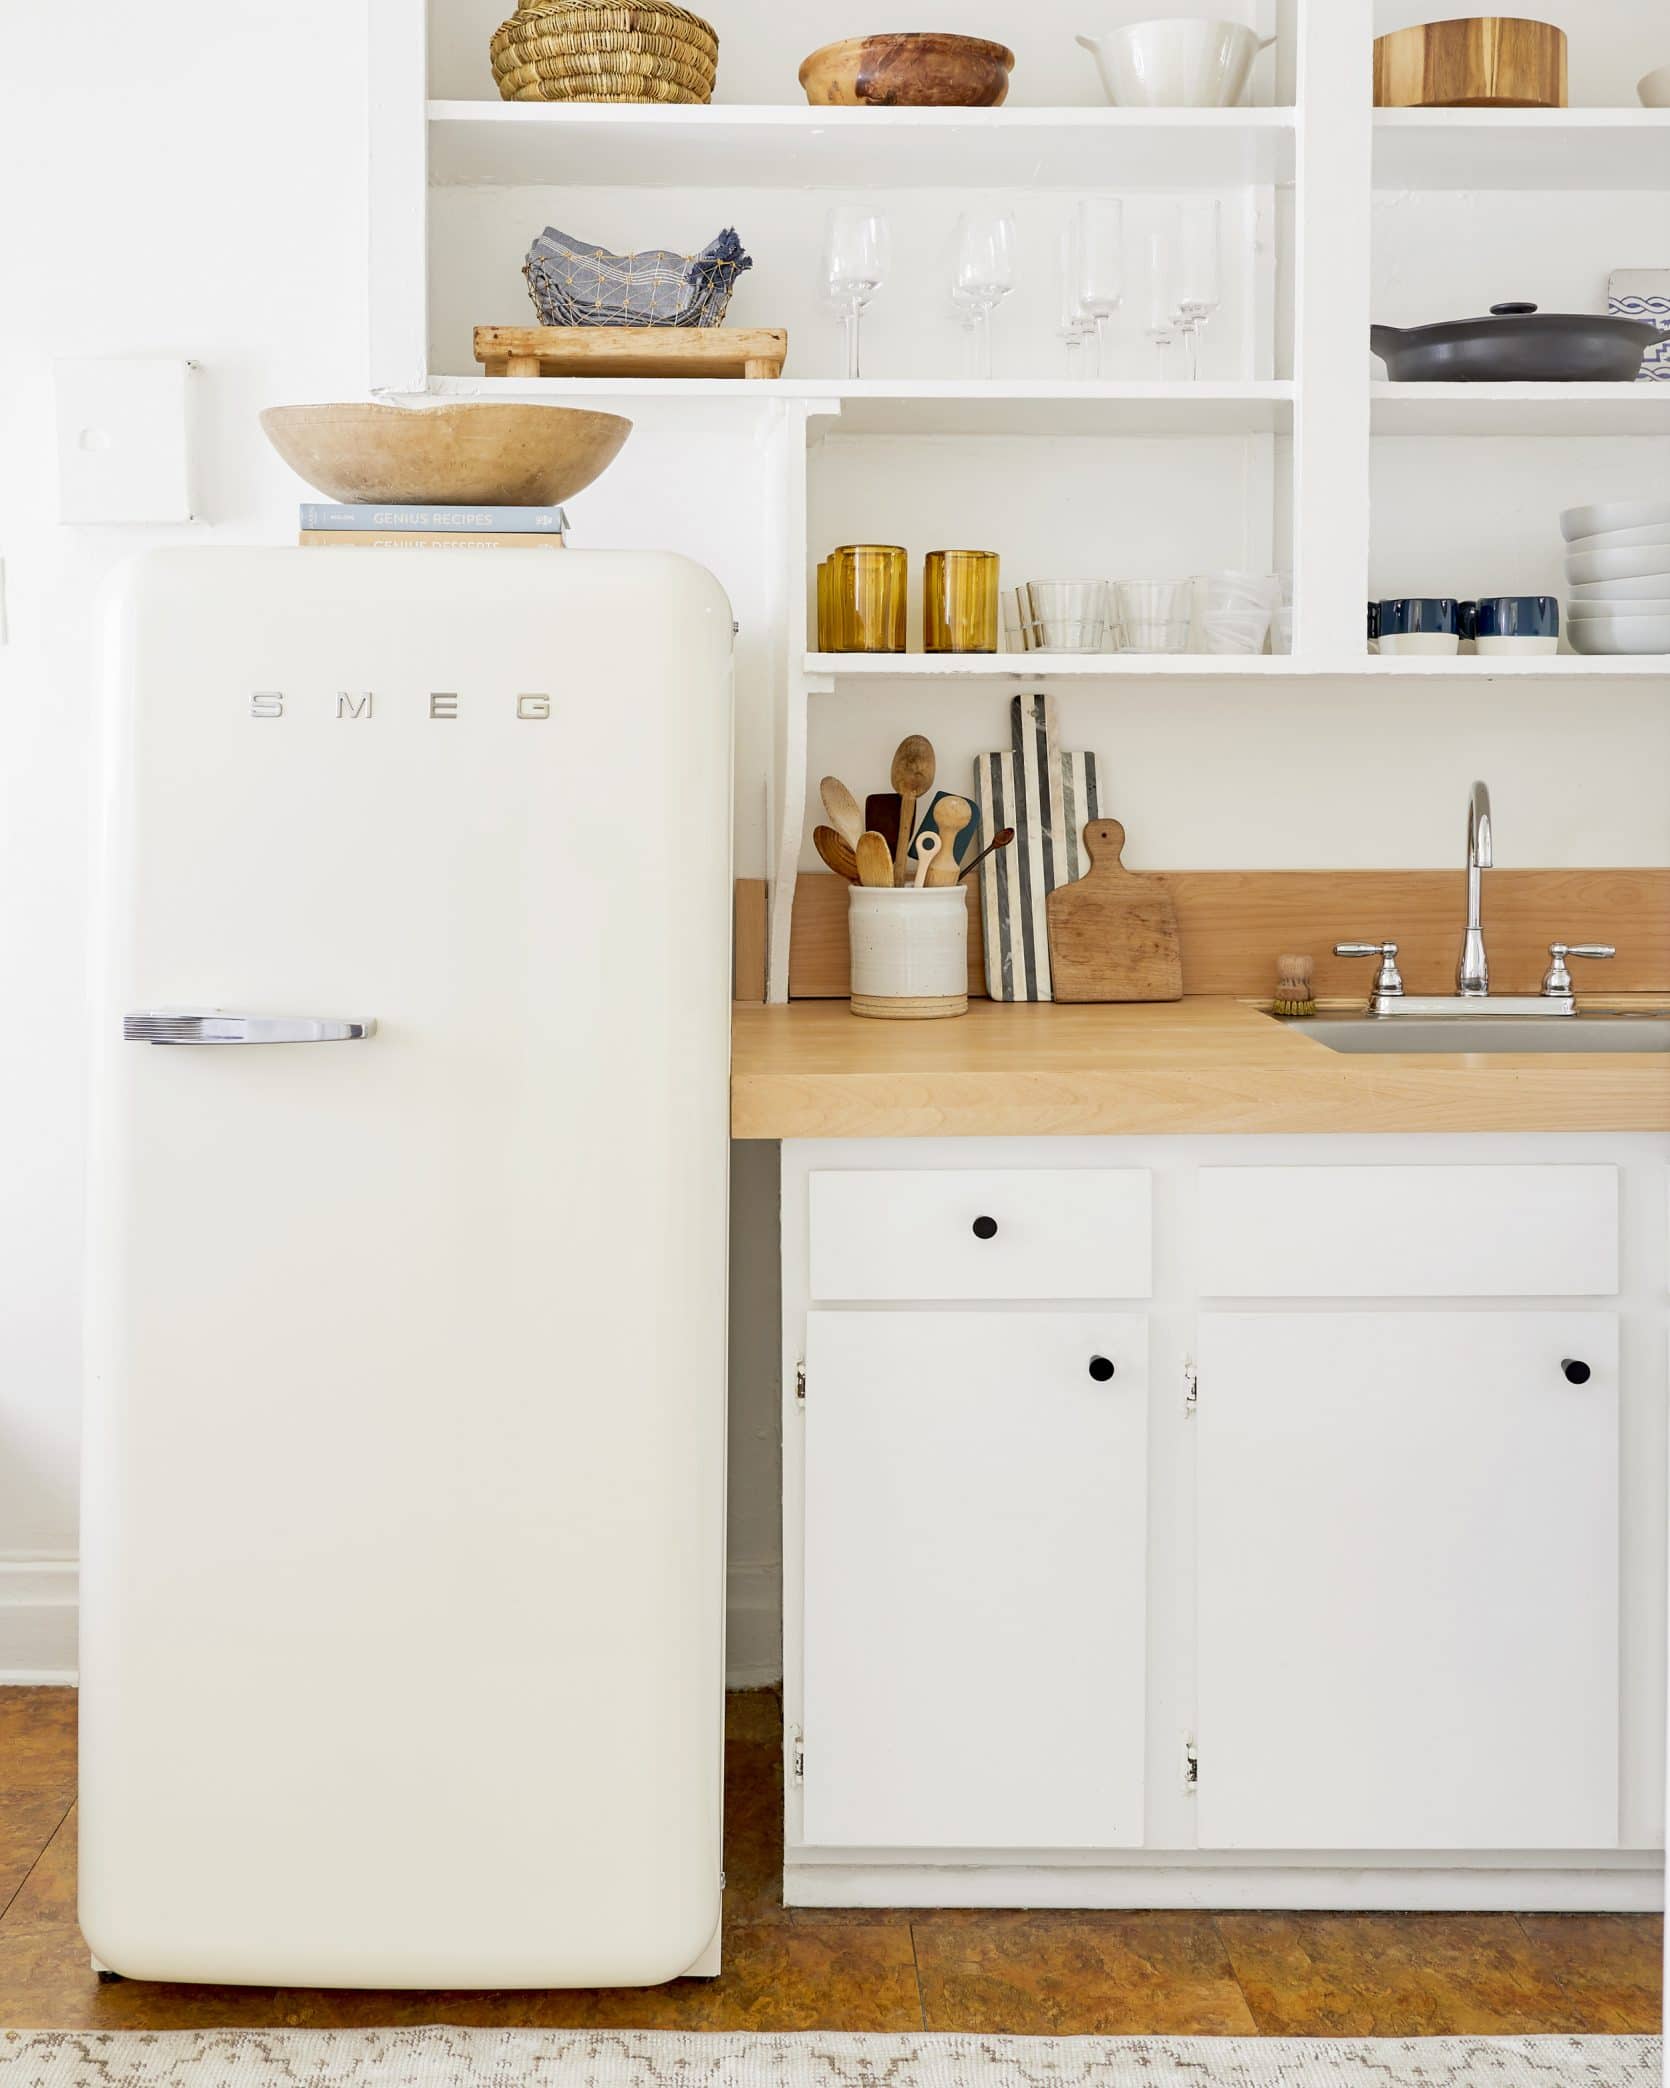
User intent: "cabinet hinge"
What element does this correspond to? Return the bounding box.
[795,1361,806,1405]
[1183,1736,1199,1792]
[790,1725,805,1783]
[1183,1363,1199,1414]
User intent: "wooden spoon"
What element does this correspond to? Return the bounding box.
[913,832,941,889]
[813,824,858,882]
[928,796,972,884]
[855,831,895,888]
[819,775,865,849]
[959,826,1015,882]
[890,735,936,879]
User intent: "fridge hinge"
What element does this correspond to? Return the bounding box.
[1183,1362,1199,1414]
[795,1361,807,1406]
[790,1725,805,1784]
[1183,1736,1200,1792]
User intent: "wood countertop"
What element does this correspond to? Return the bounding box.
[731,998,1670,1140]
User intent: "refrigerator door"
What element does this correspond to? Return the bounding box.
[82,549,733,1989]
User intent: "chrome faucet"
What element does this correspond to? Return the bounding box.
[1457,780,1493,996]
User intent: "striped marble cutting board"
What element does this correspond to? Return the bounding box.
[973,692,1102,1002]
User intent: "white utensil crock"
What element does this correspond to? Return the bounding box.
[1076,19,1273,106]
[849,885,969,1020]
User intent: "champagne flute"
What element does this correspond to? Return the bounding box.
[1075,197,1125,377]
[1144,219,1179,378]
[824,207,892,380]
[1058,220,1093,376]
[952,210,1017,379]
[1174,199,1223,381]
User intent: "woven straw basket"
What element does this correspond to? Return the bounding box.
[492,1,720,103]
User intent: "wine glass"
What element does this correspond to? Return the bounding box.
[1057,220,1093,376]
[1075,197,1125,377]
[952,210,1017,379]
[1144,219,1179,377]
[1174,199,1223,381]
[824,208,892,380]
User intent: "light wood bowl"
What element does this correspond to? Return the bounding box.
[259,402,633,505]
[799,32,1014,107]
[1372,16,1567,107]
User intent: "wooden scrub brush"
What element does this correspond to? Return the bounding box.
[1273,954,1316,1018]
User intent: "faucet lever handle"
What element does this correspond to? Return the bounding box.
[1542,942,1616,998]
[1335,941,1404,999]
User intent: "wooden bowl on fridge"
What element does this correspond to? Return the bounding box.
[798,32,1015,107]
[1373,17,1567,107]
[259,401,633,505]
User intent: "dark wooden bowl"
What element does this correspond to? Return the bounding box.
[799,32,1015,107]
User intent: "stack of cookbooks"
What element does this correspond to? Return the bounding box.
[298,503,569,550]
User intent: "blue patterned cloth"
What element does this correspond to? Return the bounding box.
[1609,269,1670,381]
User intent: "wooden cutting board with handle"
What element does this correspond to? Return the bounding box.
[1046,818,1182,1003]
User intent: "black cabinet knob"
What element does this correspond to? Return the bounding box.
[1561,1358,1592,1385]
[1088,1356,1116,1382]
[971,1215,998,1240]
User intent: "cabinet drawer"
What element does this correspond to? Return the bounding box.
[1199,1165,1618,1298]
[809,1169,1152,1301]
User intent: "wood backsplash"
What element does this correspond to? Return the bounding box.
[733,870,1670,1002]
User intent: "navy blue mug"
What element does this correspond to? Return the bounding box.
[1368,598,1461,654]
[1461,595,1560,654]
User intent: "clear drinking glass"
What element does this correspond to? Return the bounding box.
[1058,219,1092,376]
[1075,198,1125,377]
[1022,579,1110,653]
[824,208,892,380]
[1174,199,1223,381]
[1116,578,1194,654]
[952,211,1017,379]
[1144,219,1179,378]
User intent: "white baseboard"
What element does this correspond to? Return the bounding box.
[0,1556,780,1693]
[0,1558,78,1683]
[726,1558,782,1689]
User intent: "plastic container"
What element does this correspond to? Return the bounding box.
[848,885,969,1019]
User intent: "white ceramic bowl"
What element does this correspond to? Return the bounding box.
[1568,611,1670,654]
[1564,523,1670,555]
[1564,544,1670,585]
[1560,498,1670,544]
[1567,598,1669,617]
[1569,573,1670,603]
[1075,18,1271,106]
[1638,61,1670,107]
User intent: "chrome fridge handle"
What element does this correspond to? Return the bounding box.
[123,1011,377,1045]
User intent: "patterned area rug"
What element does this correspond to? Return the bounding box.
[0,2031,1660,2086]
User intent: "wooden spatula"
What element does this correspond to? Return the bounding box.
[890,735,935,880]
[865,794,902,855]
[855,831,895,888]
[1045,818,1182,1003]
[813,825,859,882]
[820,776,865,850]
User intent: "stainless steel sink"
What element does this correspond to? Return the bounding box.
[1280,1012,1670,1055]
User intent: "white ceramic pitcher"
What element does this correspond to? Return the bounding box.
[1076,18,1274,106]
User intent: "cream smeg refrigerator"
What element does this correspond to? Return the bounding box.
[82,548,734,1989]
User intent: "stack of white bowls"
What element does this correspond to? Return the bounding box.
[1561,499,1670,655]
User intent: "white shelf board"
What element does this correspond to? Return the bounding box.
[806,651,1670,682]
[421,375,1295,437]
[1373,108,1670,191]
[1373,382,1670,437]
[427,100,1297,190]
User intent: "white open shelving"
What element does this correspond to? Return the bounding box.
[379,0,1670,999]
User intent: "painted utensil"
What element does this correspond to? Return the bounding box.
[928,796,972,883]
[973,692,1102,1001]
[1045,817,1182,1002]
[855,830,895,888]
[912,832,941,889]
[958,826,1014,882]
[890,735,936,879]
[814,824,859,882]
[820,775,865,849]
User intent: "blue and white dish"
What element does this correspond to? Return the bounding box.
[1368,597,1460,656]
[1463,595,1560,656]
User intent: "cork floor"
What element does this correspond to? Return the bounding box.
[0,1686,1661,2035]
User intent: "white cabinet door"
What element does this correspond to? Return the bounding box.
[1197,1312,1619,1853]
[802,1310,1147,1849]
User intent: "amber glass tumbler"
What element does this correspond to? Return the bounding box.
[924,549,1000,652]
[828,545,907,652]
